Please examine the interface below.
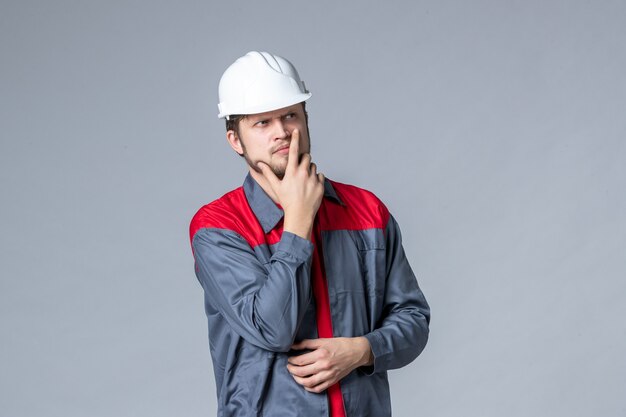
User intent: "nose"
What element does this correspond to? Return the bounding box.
[272,119,289,140]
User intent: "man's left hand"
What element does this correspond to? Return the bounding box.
[287,337,373,393]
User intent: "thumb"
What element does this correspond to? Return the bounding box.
[257,162,280,187]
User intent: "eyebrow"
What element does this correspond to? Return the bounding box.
[250,110,297,122]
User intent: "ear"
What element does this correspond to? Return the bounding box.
[226,130,244,155]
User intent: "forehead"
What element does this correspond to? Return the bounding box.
[246,103,304,120]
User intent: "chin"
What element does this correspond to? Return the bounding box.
[272,167,286,180]
[270,161,288,178]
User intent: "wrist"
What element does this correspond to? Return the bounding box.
[283,211,314,240]
[355,336,374,367]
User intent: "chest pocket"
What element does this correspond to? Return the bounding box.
[321,229,386,295]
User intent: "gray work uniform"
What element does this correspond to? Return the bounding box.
[190,174,430,416]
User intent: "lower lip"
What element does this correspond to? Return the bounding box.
[275,148,289,155]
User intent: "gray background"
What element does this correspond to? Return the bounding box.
[1,1,625,416]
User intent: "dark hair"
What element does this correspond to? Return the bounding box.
[225,102,308,135]
[225,114,246,136]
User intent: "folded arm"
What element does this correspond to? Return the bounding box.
[193,228,314,352]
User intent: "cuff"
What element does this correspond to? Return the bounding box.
[362,331,385,375]
[275,231,314,262]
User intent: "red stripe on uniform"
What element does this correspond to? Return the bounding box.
[311,220,346,417]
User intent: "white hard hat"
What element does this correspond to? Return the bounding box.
[217,51,312,119]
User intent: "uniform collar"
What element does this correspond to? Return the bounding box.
[243,173,344,233]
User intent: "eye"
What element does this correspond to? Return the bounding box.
[254,119,269,126]
[284,113,297,120]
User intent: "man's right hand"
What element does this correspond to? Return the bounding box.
[257,129,325,240]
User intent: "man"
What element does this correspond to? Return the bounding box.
[190,51,430,417]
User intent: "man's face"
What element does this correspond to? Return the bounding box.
[227,103,310,179]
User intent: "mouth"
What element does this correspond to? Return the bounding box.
[273,144,290,155]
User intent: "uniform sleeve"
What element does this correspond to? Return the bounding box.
[192,228,314,352]
[363,214,430,373]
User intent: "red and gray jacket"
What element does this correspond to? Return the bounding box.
[190,174,430,417]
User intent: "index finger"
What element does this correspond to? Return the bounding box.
[288,350,319,366]
[287,128,300,170]
[291,339,320,351]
